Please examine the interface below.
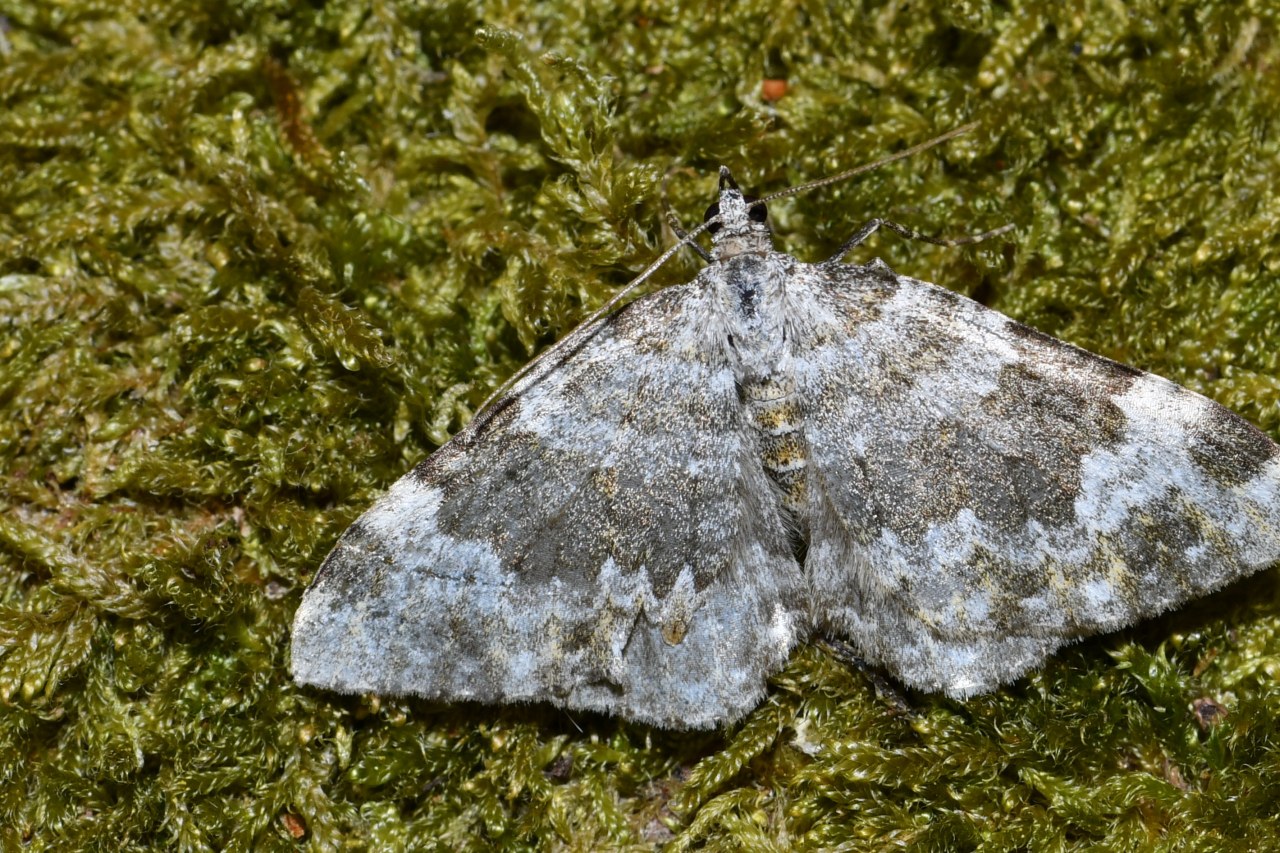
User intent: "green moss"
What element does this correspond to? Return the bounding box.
[1,0,1279,848]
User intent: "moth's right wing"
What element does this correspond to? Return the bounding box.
[291,282,807,729]
[794,260,1280,697]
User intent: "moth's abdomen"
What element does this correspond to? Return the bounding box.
[743,375,809,525]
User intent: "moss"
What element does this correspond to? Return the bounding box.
[1,0,1278,848]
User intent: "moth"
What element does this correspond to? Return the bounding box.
[291,129,1280,728]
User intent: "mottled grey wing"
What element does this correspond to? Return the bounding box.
[291,283,807,728]
[796,259,1280,697]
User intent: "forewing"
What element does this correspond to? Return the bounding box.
[796,260,1280,696]
[291,282,806,728]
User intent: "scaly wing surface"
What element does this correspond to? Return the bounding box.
[292,281,807,728]
[794,260,1280,696]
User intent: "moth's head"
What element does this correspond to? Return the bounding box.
[704,167,771,259]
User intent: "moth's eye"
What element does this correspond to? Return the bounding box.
[703,202,722,234]
[746,199,768,223]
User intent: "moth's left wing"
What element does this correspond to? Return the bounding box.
[291,282,807,728]
[795,260,1280,696]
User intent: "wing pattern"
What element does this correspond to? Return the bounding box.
[292,281,808,728]
[795,260,1280,695]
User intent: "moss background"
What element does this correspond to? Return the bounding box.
[2,0,1279,849]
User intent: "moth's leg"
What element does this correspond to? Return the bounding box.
[820,219,1014,267]
[817,637,917,717]
[661,167,715,263]
[667,210,714,262]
